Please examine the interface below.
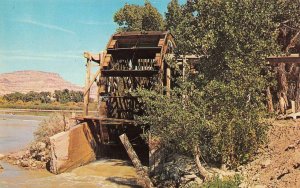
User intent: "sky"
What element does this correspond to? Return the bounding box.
[0,0,185,86]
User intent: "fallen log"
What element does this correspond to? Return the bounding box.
[119,134,154,188]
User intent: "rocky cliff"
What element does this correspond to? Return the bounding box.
[0,70,83,95]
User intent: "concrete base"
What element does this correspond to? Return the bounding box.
[50,122,97,174]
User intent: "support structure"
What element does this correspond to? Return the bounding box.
[76,31,176,164]
[267,54,300,113]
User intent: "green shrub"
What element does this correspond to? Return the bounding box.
[200,175,241,188]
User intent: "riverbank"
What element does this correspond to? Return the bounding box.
[0,114,139,188]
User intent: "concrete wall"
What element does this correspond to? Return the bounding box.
[50,122,97,174]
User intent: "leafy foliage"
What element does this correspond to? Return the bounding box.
[54,89,83,103]
[165,0,182,35]
[114,1,164,31]
[137,0,300,168]
[3,90,83,104]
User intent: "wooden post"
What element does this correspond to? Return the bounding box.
[119,134,154,188]
[266,86,274,113]
[296,72,300,111]
[182,56,186,81]
[84,59,91,116]
[278,63,289,108]
[166,65,171,96]
[291,100,296,113]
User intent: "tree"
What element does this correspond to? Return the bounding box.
[40,92,51,103]
[165,0,182,35]
[137,0,300,176]
[114,1,164,31]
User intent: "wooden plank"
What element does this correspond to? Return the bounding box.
[108,40,117,49]
[50,123,97,174]
[101,70,158,77]
[77,116,138,124]
[119,134,154,188]
[267,54,300,64]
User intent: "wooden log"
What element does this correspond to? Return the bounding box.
[119,134,154,188]
[193,144,211,181]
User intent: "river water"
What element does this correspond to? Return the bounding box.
[0,114,137,188]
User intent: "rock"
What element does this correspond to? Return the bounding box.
[0,153,5,159]
[0,164,3,169]
[253,185,266,188]
[261,159,271,168]
[37,142,46,150]
[20,160,29,167]
[252,173,260,181]
[239,182,248,188]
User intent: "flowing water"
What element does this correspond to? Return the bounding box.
[0,114,137,188]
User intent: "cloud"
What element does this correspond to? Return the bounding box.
[18,19,75,35]
[77,20,115,26]
[0,51,81,62]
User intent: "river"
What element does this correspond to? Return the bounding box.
[0,114,138,188]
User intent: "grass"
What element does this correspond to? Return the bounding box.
[200,175,242,188]
[0,101,83,110]
[0,101,98,111]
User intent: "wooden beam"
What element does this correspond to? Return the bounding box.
[267,54,300,64]
[83,60,91,116]
[101,70,158,77]
[84,68,101,96]
[119,134,154,188]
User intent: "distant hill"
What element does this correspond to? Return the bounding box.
[0,70,83,96]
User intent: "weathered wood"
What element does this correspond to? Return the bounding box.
[193,144,211,181]
[84,68,101,96]
[266,86,274,113]
[267,54,300,64]
[101,70,158,77]
[277,63,289,113]
[83,60,91,116]
[296,72,300,111]
[166,65,171,96]
[291,100,296,113]
[50,123,97,174]
[119,134,154,188]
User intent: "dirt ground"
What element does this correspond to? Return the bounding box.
[241,119,300,188]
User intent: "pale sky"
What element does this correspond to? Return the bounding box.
[0,0,185,86]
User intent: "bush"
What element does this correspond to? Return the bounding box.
[200,175,241,188]
[34,113,68,146]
